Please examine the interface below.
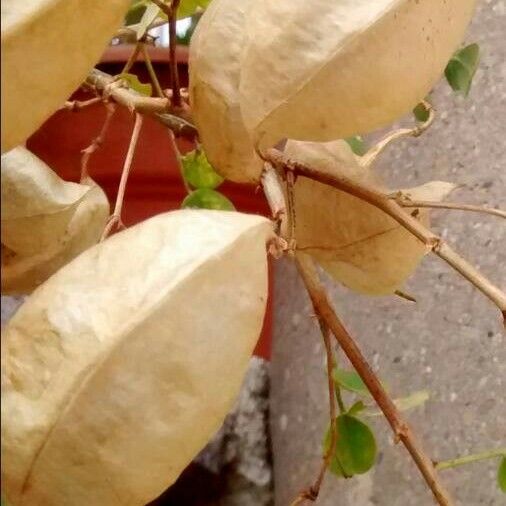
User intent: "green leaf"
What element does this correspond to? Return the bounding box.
[182,150,224,189]
[345,136,367,156]
[332,367,369,395]
[182,189,235,211]
[413,102,430,122]
[134,3,161,39]
[347,400,366,417]
[179,0,212,19]
[323,423,347,478]
[117,73,152,96]
[445,43,480,96]
[125,0,150,25]
[324,415,377,478]
[365,390,430,417]
[498,457,506,493]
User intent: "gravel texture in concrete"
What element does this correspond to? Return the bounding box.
[270,1,506,505]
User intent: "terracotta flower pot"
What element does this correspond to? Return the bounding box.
[26,44,274,360]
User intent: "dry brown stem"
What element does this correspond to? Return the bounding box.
[361,100,435,168]
[141,43,165,98]
[265,149,506,318]
[168,0,182,107]
[80,102,116,182]
[121,43,142,74]
[64,97,102,111]
[101,113,144,241]
[393,195,506,219]
[295,253,455,506]
[85,68,198,140]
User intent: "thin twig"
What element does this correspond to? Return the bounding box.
[168,130,191,194]
[295,253,455,506]
[285,170,297,252]
[64,97,102,111]
[101,113,144,241]
[86,69,198,140]
[121,43,143,74]
[434,448,506,471]
[261,163,286,235]
[264,149,506,319]
[360,100,435,168]
[115,18,168,43]
[168,0,182,107]
[393,197,506,219]
[80,102,116,182]
[289,323,338,506]
[141,43,165,98]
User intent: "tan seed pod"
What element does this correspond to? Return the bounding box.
[189,0,262,183]
[1,179,110,295]
[284,139,455,295]
[1,209,272,506]
[239,0,476,150]
[1,146,90,256]
[1,0,131,153]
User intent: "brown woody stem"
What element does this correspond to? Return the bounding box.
[141,43,165,98]
[394,197,506,219]
[101,113,143,241]
[265,149,506,318]
[295,253,455,506]
[168,0,182,107]
[80,102,116,182]
[360,100,435,168]
[86,69,198,140]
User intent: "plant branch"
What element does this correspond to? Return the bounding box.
[64,97,102,111]
[360,100,435,168]
[86,68,198,141]
[121,42,142,74]
[141,43,165,98]
[295,253,455,506]
[393,196,506,219]
[261,163,286,234]
[288,322,338,506]
[264,148,506,319]
[101,113,144,241]
[168,0,182,107]
[80,102,116,182]
[168,130,191,194]
[434,448,506,471]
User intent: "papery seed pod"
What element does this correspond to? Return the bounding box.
[240,0,476,150]
[284,139,455,294]
[189,0,262,183]
[1,179,109,295]
[1,0,131,152]
[1,146,90,255]
[1,209,272,506]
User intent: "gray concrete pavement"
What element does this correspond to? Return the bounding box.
[270,1,506,505]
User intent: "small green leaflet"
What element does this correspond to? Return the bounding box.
[125,0,149,25]
[182,150,224,189]
[178,0,212,19]
[413,102,431,122]
[182,189,235,211]
[365,390,429,417]
[498,457,506,493]
[324,415,377,478]
[332,367,369,395]
[445,43,480,97]
[347,400,366,417]
[117,73,152,96]
[125,0,211,26]
[135,3,161,39]
[345,136,367,156]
